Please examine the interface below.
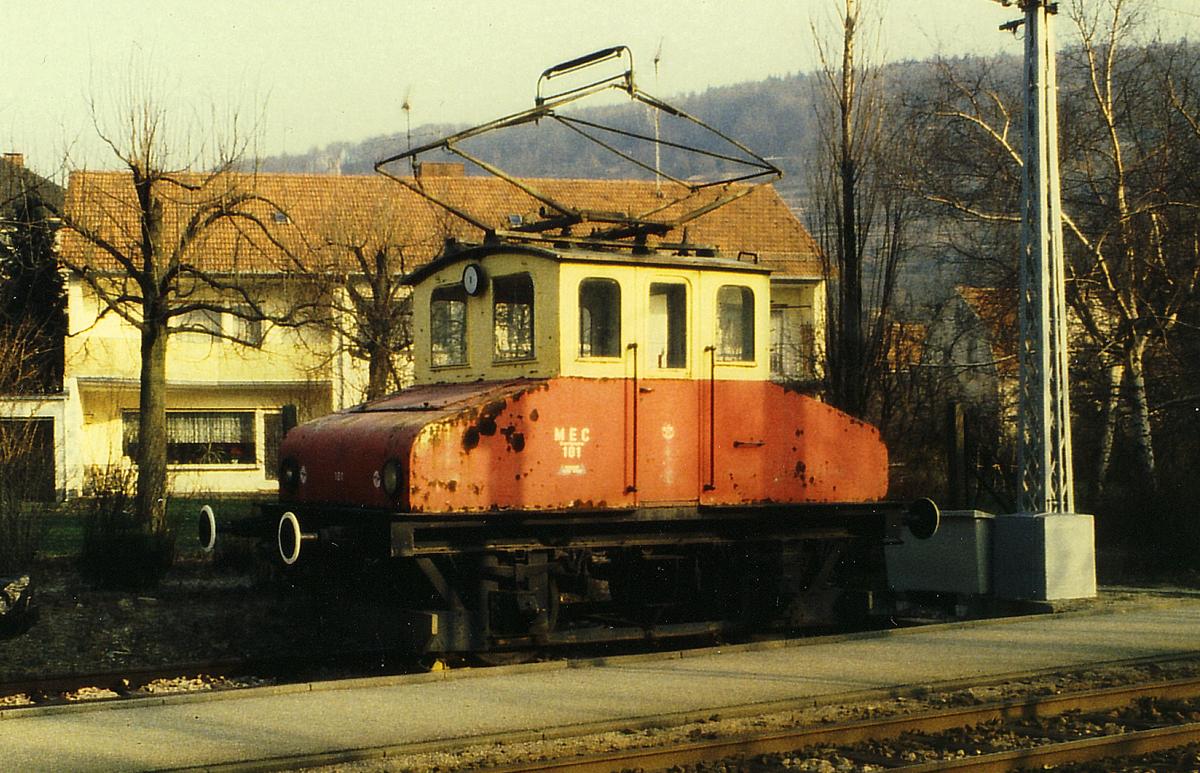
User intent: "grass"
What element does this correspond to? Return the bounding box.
[36,495,264,560]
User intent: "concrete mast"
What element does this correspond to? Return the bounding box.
[994,0,1095,601]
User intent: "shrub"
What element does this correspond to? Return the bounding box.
[0,420,53,572]
[78,466,174,590]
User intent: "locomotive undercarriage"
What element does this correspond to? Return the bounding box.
[236,502,913,655]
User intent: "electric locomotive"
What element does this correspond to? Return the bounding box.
[201,237,937,653]
[199,47,937,655]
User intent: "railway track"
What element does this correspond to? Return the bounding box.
[7,623,1200,772]
[458,677,1200,773]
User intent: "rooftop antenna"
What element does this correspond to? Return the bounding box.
[653,38,664,197]
[402,87,415,174]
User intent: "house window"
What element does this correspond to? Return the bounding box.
[716,285,755,362]
[493,272,534,362]
[178,306,265,346]
[230,306,265,347]
[124,411,257,466]
[430,285,467,367]
[579,278,621,358]
[180,309,222,336]
[649,282,687,369]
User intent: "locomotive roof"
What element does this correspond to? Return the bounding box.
[401,239,774,287]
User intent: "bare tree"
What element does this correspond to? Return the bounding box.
[312,200,428,401]
[899,0,1200,503]
[1054,0,1200,495]
[0,327,58,570]
[808,0,911,422]
[57,85,303,537]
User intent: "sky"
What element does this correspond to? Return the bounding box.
[3,0,1199,178]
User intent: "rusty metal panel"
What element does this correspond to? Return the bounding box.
[279,380,535,510]
[408,378,633,513]
[280,376,888,517]
[630,379,702,505]
[699,381,889,506]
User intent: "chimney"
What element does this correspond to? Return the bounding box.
[416,161,465,179]
[2,153,24,167]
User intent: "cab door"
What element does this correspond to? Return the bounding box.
[632,277,700,505]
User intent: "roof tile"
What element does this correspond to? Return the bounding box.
[61,171,822,278]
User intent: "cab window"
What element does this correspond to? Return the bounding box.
[430,285,467,367]
[716,285,755,362]
[649,282,687,369]
[493,272,534,361]
[579,278,621,358]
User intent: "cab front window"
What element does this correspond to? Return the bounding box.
[494,272,534,361]
[431,285,467,367]
[716,285,755,362]
[649,282,687,369]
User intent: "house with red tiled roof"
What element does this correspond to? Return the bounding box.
[923,286,1018,418]
[52,167,826,497]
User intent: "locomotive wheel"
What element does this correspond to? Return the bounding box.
[470,649,542,667]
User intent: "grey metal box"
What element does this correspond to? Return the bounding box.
[886,510,993,595]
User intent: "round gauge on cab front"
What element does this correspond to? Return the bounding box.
[462,263,487,296]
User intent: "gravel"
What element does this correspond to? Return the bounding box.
[0,559,406,685]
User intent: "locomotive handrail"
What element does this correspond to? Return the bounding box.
[536,45,634,106]
[626,342,639,495]
[704,345,717,492]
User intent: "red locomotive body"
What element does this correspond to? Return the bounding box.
[281,377,887,514]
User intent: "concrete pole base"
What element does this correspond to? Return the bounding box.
[993,513,1097,601]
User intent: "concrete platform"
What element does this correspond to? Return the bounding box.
[4,593,1200,773]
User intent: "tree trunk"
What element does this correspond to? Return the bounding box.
[1090,362,1123,503]
[136,310,169,532]
[1124,334,1157,493]
[837,0,865,418]
[367,345,391,402]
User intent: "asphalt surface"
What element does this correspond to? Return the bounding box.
[4,593,1200,773]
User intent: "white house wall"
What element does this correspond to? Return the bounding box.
[62,275,345,498]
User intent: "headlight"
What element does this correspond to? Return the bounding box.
[381,459,404,499]
[280,457,301,492]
